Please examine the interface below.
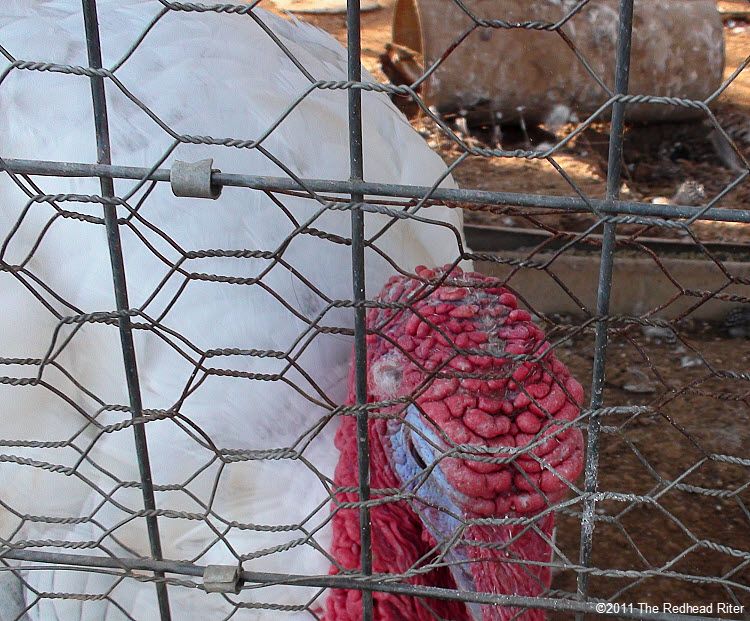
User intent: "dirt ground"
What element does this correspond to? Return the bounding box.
[273,2,750,616]
[292,0,750,244]
[552,326,750,619]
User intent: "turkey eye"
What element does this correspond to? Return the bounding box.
[407,435,427,470]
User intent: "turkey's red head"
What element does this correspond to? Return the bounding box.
[328,266,584,621]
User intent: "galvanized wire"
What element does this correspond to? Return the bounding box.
[1,0,749,620]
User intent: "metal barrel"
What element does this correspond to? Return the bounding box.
[392,0,724,124]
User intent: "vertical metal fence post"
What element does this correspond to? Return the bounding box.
[576,0,635,615]
[346,0,374,618]
[81,2,172,619]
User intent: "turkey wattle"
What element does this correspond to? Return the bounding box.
[329,266,584,621]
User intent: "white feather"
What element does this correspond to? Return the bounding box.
[0,2,465,619]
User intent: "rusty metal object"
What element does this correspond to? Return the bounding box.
[272,0,380,14]
[467,224,750,321]
[392,0,725,124]
[380,42,424,87]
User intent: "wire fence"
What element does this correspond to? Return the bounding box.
[0,0,748,620]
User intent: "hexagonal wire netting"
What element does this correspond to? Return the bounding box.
[0,0,749,620]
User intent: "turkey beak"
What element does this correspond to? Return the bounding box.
[447,563,484,621]
[391,405,484,620]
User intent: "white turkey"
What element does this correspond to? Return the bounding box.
[0,1,462,618]
[0,2,585,620]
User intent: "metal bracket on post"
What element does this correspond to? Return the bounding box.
[170,159,222,199]
[203,564,241,594]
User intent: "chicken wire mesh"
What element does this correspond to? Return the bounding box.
[0,1,749,621]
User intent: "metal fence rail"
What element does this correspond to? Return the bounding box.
[1,0,749,620]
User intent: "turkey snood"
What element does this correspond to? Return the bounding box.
[328,266,584,621]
